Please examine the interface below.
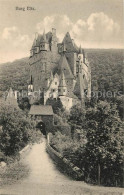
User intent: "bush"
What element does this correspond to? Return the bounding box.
[51,100,124,187]
[50,131,86,167]
[0,102,39,156]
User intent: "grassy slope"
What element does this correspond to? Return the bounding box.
[0,49,123,96]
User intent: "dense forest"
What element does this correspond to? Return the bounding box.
[88,49,123,94]
[0,49,123,97]
[0,57,29,97]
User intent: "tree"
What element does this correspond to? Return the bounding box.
[0,102,35,156]
[84,101,123,186]
[18,97,31,111]
[68,104,86,137]
[46,97,64,114]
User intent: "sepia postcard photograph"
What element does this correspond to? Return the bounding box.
[0,0,123,194]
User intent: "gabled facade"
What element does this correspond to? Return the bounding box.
[28,28,91,110]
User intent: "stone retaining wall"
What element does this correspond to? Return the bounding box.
[19,144,32,158]
[46,133,84,180]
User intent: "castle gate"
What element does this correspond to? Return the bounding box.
[29,105,54,134]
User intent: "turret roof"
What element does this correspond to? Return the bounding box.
[62,32,72,44]
[59,71,67,87]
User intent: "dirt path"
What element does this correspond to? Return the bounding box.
[0,138,123,195]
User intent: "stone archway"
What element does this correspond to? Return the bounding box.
[36,121,46,136]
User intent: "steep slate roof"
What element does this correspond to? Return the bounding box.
[62,32,79,52]
[29,105,53,115]
[62,32,72,43]
[57,54,74,79]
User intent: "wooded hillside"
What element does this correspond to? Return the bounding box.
[0,49,123,97]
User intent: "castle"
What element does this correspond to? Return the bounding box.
[28,28,91,110]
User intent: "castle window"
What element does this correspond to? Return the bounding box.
[58,89,61,92]
[55,82,57,85]
[53,89,55,92]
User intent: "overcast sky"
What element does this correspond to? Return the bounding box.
[0,0,123,63]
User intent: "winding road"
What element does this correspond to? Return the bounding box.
[0,138,123,195]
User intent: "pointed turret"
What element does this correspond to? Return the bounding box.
[58,71,67,96]
[59,71,67,87]
[40,30,49,51]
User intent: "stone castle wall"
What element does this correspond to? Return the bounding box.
[29,50,61,91]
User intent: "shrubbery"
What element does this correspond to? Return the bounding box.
[50,101,124,187]
[0,102,40,157]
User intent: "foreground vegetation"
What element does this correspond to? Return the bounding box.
[0,49,123,188]
[0,101,41,160]
[0,160,30,186]
[50,101,124,187]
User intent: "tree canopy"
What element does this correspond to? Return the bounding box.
[0,102,36,156]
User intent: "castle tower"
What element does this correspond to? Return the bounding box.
[40,30,49,51]
[51,28,58,52]
[58,71,67,96]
